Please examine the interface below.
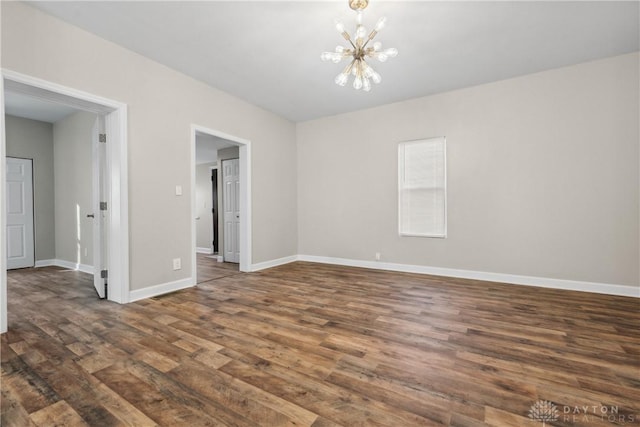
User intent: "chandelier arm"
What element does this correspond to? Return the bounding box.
[340,31,358,51]
[343,58,357,75]
[361,30,378,50]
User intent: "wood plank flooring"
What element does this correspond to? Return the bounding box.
[197,253,241,283]
[2,258,639,426]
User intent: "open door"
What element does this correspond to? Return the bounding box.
[91,116,108,298]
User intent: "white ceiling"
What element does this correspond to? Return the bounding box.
[4,91,79,123]
[196,132,235,165]
[27,1,639,123]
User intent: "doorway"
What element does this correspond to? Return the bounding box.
[211,168,218,254]
[191,124,251,283]
[1,70,130,333]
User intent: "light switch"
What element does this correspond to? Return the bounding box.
[175,185,183,196]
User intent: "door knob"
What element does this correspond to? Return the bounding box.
[87,214,95,218]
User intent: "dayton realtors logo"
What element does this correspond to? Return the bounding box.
[528,400,559,426]
[528,400,636,425]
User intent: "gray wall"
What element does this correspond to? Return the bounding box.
[297,53,639,288]
[2,2,298,290]
[5,115,55,261]
[52,111,95,266]
[195,162,216,251]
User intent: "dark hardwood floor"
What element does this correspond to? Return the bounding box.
[2,258,639,426]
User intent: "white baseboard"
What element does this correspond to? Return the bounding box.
[296,255,639,298]
[251,255,299,272]
[34,254,639,302]
[196,247,213,254]
[129,277,195,303]
[34,259,57,268]
[35,259,93,275]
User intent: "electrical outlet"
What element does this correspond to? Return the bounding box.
[375,252,381,261]
[175,185,183,196]
[172,258,181,270]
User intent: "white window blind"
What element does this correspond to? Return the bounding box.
[398,137,447,238]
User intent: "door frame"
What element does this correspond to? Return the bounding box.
[1,69,130,333]
[190,124,252,275]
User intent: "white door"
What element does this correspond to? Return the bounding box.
[6,157,35,269]
[91,117,108,298]
[223,158,240,263]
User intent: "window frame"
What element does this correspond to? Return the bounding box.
[398,137,447,238]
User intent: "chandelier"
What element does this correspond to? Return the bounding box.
[321,0,397,91]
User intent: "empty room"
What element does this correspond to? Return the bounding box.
[1,1,638,426]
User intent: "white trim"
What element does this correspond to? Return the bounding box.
[34,259,93,275]
[129,278,195,303]
[104,107,129,304]
[251,255,298,272]
[239,142,252,272]
[0,74,7,333]
[3,70,123,112]
[34,259,56,268]
[190,124,252,282]
[297,255,640,298]
[196,247,213,254]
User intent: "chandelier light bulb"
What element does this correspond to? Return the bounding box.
[377,53,388,62]
[335,19,346,34]
[356,25,367,40]
[335,72,349,86]
[373,41,382,51]
[321,52,333,61]
[353,76,363,90]
[363,77,372,92]
[375,16,387,31]
[371,70,381,84]
[384,48,398,57]
[363,64,374,78]
[336,46,345,53]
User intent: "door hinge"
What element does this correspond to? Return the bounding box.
[99,133,107,143]
[100,202,108,211]
[101,269,108,279]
